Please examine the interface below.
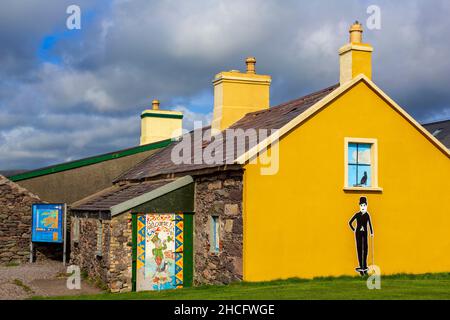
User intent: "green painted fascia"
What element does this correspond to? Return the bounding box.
[183,213,194,288]
[131,214,138,292]
[9,139,172,182]
[141,113,183,119]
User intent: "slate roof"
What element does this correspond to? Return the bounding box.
[71,84,449,213]
[114,84,339,182]
[422,119,450,148]
[71,179,173,212]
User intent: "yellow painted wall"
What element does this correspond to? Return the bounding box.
[212,71,271,131]
[243,81,450,281]
[351,50,372,80]
[339,44,373,84]
[140,110,183,145]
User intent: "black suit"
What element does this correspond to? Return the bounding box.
[349,212,373,270]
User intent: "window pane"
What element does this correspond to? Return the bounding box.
[214,218,220,252]
[357,144,371,165]
[348,164,357,187]
[348,143,358,164]
[73,218,79,242]
[210,216,220,253]
[357,166,372,187]
[96,221,103,256]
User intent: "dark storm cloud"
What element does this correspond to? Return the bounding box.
[0,0,449,170]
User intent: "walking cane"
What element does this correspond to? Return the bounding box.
[371,234,375,269]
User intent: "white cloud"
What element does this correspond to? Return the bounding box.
[173,105,213,131]
[0,0,449,170]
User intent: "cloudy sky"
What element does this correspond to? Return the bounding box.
[0,0,449,170]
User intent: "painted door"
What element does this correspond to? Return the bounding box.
[136,213,184,291]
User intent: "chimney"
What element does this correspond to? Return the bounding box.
[140,99,183,145]
[211,57,271,131]
[339,21,373,85]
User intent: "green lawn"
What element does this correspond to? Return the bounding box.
[37,273,450,300]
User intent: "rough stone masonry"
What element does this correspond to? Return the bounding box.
[193,171,243,285]
[0,175,40,264]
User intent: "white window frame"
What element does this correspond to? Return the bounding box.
[344,137,382,192]
[96,220,103,257]
[209,215,220,253]
[72,217,80,243]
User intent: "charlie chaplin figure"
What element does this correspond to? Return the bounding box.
[348,196,374,275]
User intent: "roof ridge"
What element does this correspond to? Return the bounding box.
[245,84,339,117]
[9,139,172,182]
[421,119,450,126]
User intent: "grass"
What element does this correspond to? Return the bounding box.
[34,273,450,300]
[13,279,34,294]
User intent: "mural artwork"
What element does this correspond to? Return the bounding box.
[136,214,184,291]
[348,197,374,276]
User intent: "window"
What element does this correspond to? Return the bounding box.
[96,220,103,257]
[344,138,380,190]
[72,217,80,243]
[348,143,372,187]
[210,216,220,253]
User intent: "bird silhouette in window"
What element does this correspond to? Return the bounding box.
[360,171,368,186]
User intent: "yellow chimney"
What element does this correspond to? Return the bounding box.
[211,57,271,131]
[140,99,183,145]
[339,21,373,85]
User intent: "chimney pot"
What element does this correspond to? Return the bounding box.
[152,99,160,110]
[349,21,363,43]
[246,57,256,74]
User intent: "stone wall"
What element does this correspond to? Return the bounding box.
[193,170,243,285]
[70,216,111,286]
[0,175,40,264]
[108,212,133,293]
[70,211,132,293]
[70,169,244,291]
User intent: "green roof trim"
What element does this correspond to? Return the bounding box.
[9,139,172,182]
[141,113,183,119]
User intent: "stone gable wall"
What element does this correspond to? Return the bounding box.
[70,211,132,293]
[193,171,244,285]
[0,175,40,264]
[70,217,111,285]
[108,212,133,292]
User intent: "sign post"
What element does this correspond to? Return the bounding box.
[30,203,66,264]
[63,203,67,266]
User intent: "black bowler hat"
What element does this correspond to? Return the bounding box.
[359,196,367,205]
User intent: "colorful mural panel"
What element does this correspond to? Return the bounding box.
[136,213,184,291]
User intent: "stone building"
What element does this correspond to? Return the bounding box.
[71,168,243,292]
[0,175,40,264]
[71,22,450,292]
[2,102,181,266]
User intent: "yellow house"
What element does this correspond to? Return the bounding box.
[70,22,450,292]
[242,22,450,280]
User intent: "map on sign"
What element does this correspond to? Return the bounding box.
[31,204,64,243]
[36,209,59,230]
